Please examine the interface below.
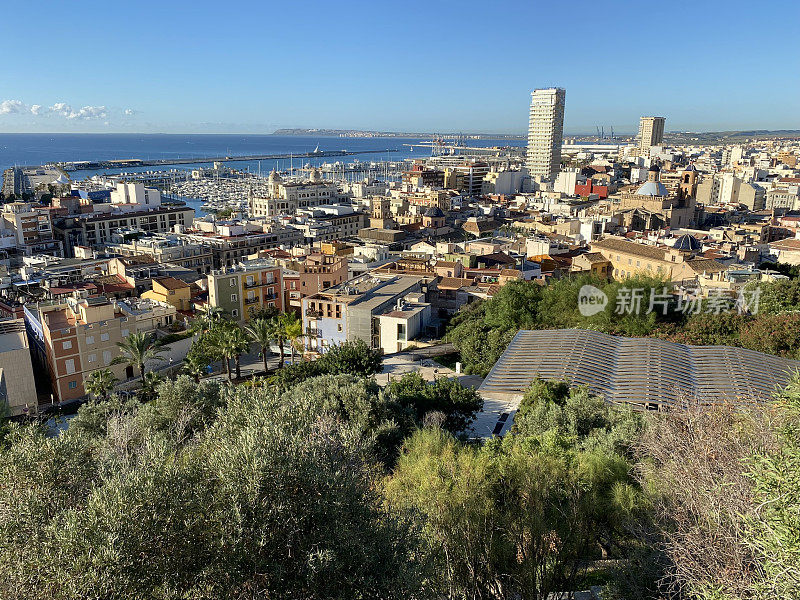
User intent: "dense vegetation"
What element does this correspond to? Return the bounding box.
[447,276,800,376]
[0,347,798,598]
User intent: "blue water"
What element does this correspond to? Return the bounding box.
[0,133,526,176]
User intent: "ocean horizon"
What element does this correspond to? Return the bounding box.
[0,133,527,175]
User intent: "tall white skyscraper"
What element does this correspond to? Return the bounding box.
[526,87,566,182]
[638,116,665,154]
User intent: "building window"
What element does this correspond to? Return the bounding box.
[101,333,110,342]
[122,329,129,337]
[231,294,238,302]
[230,278,237,287]
[88,353,97,363]
[337,324,343,332]
[62,340,72,350]
[68,380,77,390]
[103,351,112,365]
[398,323,407,342]
[231,309,239,318]
[65,359,75,375]
[86,335,95,345]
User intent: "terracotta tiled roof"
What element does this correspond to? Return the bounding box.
[592,237,670,261]
[154,276,190,290]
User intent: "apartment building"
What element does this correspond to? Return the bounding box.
[105,234,213,274]
[638,116,665,154]
[302,274,426,353]
[141,276,192,311]
[526,87,566,182]
[207,261,284,321]
[178,221,302,268]
[24,296,177,403]
[591,236,727,284]
[375,297,432,354]
[1,202,63,257]
[58,205,196,251]
[289,206,368,243]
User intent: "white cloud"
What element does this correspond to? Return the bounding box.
[0,100,26,115]
[0,99,121,121]
[124,108,135,116]
[47,102,107,120]
[49,102,72,117]
[66,105,107,120]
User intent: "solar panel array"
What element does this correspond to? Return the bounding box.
[478,329,800,410]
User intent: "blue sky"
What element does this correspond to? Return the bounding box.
[0,0,797,134]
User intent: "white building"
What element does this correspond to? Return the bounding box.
[638,116,665,154]
[553,168,582,195]
[526,88,566,183]
[375,298,432,354]
[110,183,161,207]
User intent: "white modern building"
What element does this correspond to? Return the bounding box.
[526,88,566,183]
[638,116,665,154]
[110,183,162,207]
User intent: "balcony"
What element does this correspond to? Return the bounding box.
[305,309,322,318]
[263,293,278,300]
[305,327,321,337]
[244,297,259,305]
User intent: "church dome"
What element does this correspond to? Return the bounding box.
[673,234,702,252]
[424,206,444,218]
[635,180,668,196]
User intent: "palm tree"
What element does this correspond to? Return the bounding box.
[182,352,206,383]
[113,331,165,379]
[283,313,303,364]
[245,317,274,373]
[84,368,117,400]
[210,324,249,382]
[226,326,250,380]
[190,306,225,335]
[271,314,292,369]
[140,370,162,402]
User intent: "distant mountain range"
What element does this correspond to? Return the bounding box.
[665,130,800,143]
[272,128,525,140]
[273,128,800,144]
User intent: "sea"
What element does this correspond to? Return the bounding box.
[0,133,526,216]
[0,133,527,175]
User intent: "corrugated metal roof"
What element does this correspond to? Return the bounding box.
[479,329,800,410]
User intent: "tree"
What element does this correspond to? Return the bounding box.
[283,312,304,364]
[139,371,162,402]
[244,317,274,373]
[181,352,206,383]
[271,313,288,369]
[632,397,778,599]
[113,331,165,379]
[207,322,249,381]
[189,306,225,335]
[0,377,427,599]
[384,372,482,433]
[83,369,117,400]
[318,338,383,377]
[226,325,250,380]
[385,424,640,600]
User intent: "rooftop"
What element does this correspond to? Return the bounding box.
[479,329,800,411]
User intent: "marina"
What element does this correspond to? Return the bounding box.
[53,147,397,172]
